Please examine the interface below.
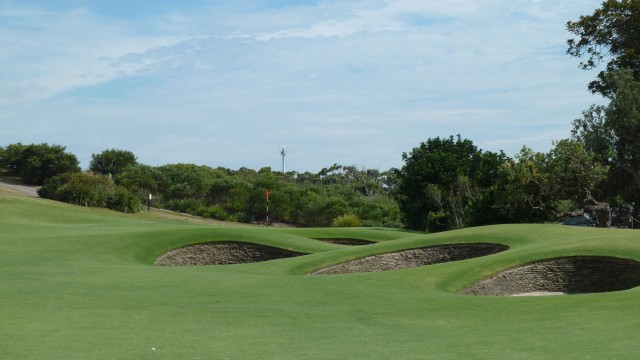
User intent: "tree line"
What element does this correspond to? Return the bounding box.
[0,145,401,226]
[398,1,640,231]
[1,1,638,230]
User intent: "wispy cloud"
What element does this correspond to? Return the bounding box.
[0,4,191,105]
[0,0,605,171]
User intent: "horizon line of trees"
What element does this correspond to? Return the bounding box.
[1,130,637,231]
[0,144,402,227]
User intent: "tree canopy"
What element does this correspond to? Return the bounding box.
[395,135,507,231]
[566,0,640,96]
[571,68,640,225]
[0,143,80,185]
[501,140,610,227]
[89,149,138,176]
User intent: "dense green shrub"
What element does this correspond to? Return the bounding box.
[0,143,80,185]
[53,173,112,207]
[426,211,452,233]
[332,214,362,227]
[106,186,143,213]
[164,198,206,214]
[39,173,141,213]
[227,212,252,223]
[196,204,229,220]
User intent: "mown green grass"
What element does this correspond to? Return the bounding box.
[1,188,640,359]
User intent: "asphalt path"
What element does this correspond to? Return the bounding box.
[0,177,40,197]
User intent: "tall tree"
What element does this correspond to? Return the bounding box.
[571,104,616,165]
[89,149,138,176]
[571,69,640,224]
[503,140,610,227]
[566,0,640,96]
[395,135,506,231]
[604,69,640,222]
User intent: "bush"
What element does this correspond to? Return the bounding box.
[106,186,142,213]
[227,212,252,223]
[39,173,74,199]
[53,173,111,207]
[426,211,452,233]
[39,172,141,213]
[207,205,230,221]
[332,214,362,227]
[164,198,205,214]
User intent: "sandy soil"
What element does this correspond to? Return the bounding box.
[312,238,375,246]
[462,256,640,296]
[511,292,566,297]
[155,241,305,266]
[311,243,508,275]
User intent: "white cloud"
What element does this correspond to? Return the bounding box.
[0,5,192,106]
[0,0,606,171]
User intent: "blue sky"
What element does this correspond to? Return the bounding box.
[0,0,606,172]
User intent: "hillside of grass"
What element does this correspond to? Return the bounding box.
[1,187,640,359]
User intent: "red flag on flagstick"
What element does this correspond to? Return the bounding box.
[265,189,269,200]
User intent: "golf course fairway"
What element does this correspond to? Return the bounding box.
[2,186,640,359]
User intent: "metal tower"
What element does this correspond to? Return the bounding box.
[280,146,287,173]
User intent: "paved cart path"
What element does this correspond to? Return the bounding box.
[0,177,40,197]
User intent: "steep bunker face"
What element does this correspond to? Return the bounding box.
[155,241,305,266]
[462,256,640,296]
[311,243,508,275]
[313,238,375,246]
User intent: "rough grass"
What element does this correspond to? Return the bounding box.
[1,189,640,359]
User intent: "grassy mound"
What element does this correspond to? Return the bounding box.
[2,187,640,359]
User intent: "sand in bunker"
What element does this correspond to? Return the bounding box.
[462,256,640,296]
[311,243,508,275]
[313,238,375,246]
[155,241,305,266]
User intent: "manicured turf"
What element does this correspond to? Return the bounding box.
[1,187,640,359]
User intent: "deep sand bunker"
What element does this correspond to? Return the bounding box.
[313,238,375,246]
[311,243,508,275]
[155,241,305,266]
[462,256,640,296]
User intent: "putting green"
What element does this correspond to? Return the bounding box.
[2,188,640,359]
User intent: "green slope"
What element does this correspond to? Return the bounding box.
[1,188,640,359]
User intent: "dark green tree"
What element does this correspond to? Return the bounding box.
[89,149,137,176]
[566,0,640,96]
[571,69,640,225]
[502,140,610,226]
[571,104,616,165]
[0,143,80,185]
[395,135,506,231]
[115,164,167,201]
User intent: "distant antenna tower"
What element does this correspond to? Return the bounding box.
[280,146,287,173]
